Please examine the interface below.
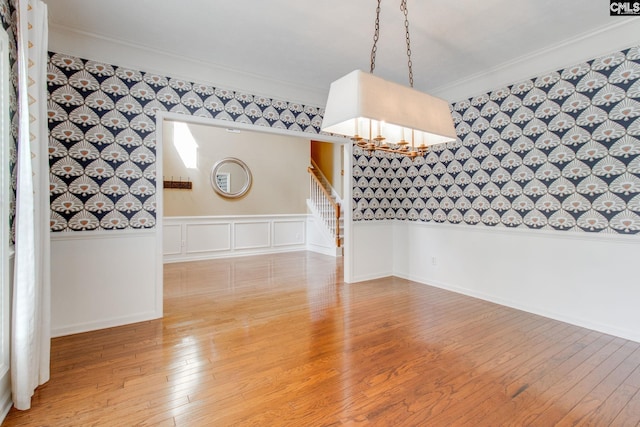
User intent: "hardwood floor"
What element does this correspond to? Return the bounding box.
[3,251,640,426]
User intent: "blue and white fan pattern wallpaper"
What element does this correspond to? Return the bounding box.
[46,53,324,231]
[353,46,640,234]
[46,45,640,235]
[0,0,17,243]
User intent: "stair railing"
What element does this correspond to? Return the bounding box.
[308,165,341,247]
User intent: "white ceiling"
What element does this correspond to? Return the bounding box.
[42,0,639,105]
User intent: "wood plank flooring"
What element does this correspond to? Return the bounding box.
[3,251,640,426]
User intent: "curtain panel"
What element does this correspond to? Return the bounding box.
[11,0,50,410]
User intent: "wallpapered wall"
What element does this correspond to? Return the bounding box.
[0,0,17,243]
[46,53,324,231]
[353,46,640,234]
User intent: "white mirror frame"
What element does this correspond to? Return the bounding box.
[210,157,252,199]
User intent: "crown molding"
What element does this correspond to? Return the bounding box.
[47,18,640,110]
[431,18,640,103]
[47,23,327,107]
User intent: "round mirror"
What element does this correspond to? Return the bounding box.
[210,157,252,199]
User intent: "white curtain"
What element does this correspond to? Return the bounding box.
[11,0,50,410]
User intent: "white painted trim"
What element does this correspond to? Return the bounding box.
[50,228,154,241]
[349,217,640,248]
[183,222,232,254]
[161,224,181,256]
[154,116,165,322]
[398,272,640,344]
[156,111,347,144]
[0,385,11,426]
[167,214,310,221]
[0,250,12,423]
[306,243,340,257]
[0,26,10,424]
[396,219,640,245]
[433,18,640,102]
[163,214,309,263]
[51,310,159,338]
[152,111,168,314]
[343,143,354,283]
[164,247,307,264]
[272,219,306,248]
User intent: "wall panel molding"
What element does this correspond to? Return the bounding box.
[234,221,271,250]
[394,218,640,245]
[185,223,231,253]
[273,220,305,247]
[163,214,308,263]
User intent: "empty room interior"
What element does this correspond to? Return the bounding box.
[1,0,640,425]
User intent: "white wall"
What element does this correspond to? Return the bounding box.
[163,121,311,217]
[0,249,12,422]
[311,140,343,199]
[348,221,394,282]
[350,220,640,343]
[50,231,160,337]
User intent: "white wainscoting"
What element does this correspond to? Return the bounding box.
[348,221,394,283]
[351,220,640,343]
[51,230,161,337]
[163,215,307,263]
[0,248,13,423]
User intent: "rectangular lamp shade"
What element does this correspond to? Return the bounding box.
[321,70,457,147]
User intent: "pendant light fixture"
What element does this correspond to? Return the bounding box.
[321,0,457,157]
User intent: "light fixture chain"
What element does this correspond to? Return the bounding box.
[370,0,382,73]
[400,0,414,87]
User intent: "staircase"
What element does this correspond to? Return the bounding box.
[307,161,343,254]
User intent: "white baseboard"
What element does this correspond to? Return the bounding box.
[349,272,394,284]
[163,246,306,264]
[0,384,11,424]
[51,310,161,338]
[306,243,342,257]
[396,272,640,344]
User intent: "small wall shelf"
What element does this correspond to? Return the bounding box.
[163,178,192,190]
